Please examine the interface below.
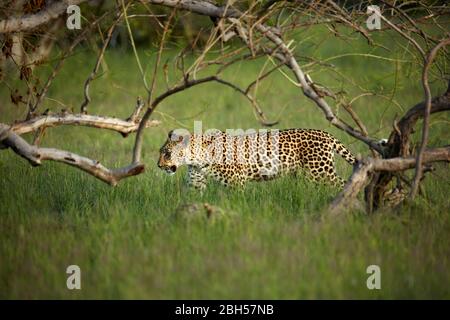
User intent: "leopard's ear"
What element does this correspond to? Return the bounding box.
[168,130,181,142]
[168,129,190,144]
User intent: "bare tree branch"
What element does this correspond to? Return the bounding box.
[0,123,144,186]
[10,113,160,136]
[410,38,450,198]
[146,0,240,18]
[80,9,125,114]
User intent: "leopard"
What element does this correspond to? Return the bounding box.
[158,128,356,190]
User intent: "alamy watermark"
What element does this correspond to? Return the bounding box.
[66,265,81,290]
[66,5,81,30]
[366,265,381,290]
[366,5,382,30]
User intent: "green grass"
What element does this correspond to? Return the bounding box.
[1,27,449,299]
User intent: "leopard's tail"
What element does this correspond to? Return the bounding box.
[332,138,357,165]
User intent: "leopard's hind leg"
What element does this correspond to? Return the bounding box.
[304,154,346,188]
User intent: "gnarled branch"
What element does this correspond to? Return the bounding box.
[0,123,144,186]
[329,146,450,215]
[10,113,160,136]
[387,82,450,158]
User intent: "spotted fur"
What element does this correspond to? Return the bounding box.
[158,128,356,190]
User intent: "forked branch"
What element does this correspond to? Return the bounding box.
[329,146,450,215]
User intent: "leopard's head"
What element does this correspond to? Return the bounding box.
[158,130,190,175]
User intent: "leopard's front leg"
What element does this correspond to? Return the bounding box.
[187,165,207,190]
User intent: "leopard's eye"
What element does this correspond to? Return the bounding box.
[165,151,171,158]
